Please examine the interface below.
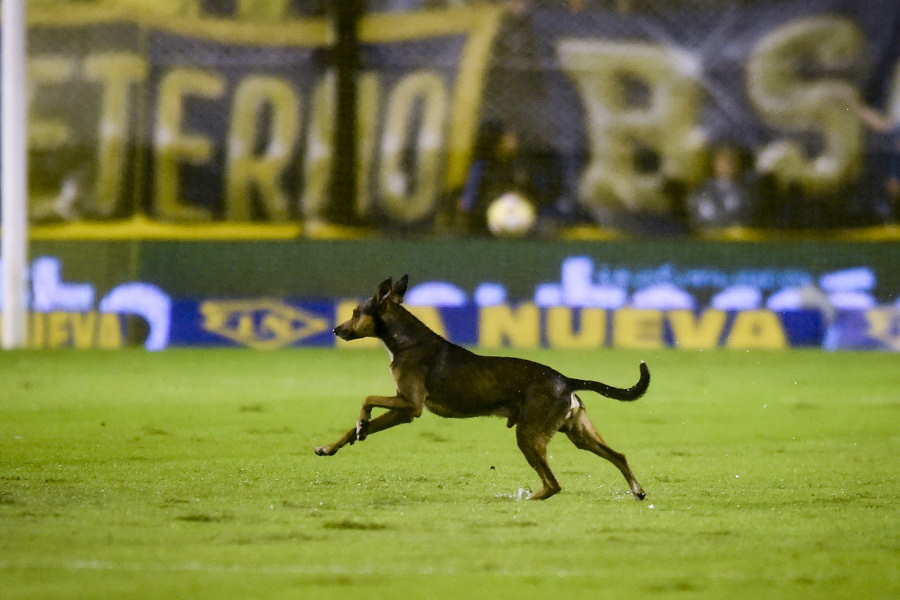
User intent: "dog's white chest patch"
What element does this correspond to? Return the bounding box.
[566,393,581,420]
[382,341,394,363]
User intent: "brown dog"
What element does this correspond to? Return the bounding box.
[314,275,649,500]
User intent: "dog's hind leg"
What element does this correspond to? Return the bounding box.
[563,408,646,500]
[313,408,414,456]
[515,427,561,500]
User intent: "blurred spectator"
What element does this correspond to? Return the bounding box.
[457,121,539,235]
[686,144,755,230]
[851,99,900,221]
[457,122,534,233]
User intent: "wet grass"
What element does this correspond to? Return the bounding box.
[1,348,898,599]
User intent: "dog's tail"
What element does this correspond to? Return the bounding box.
[567,361,650,401]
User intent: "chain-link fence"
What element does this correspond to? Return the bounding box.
[9,0,900,237]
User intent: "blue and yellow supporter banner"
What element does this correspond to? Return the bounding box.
[20,6,502,229]
[167,298,824,350]
[526,0,900,231]
[10,2,900,234]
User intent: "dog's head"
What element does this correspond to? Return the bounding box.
[333,275,408,341]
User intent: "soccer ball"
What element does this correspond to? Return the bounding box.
[486,191,536,237]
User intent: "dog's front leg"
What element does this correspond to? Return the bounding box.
[314,408,414,456]
[313,426,358,456]
[357,395,413,441]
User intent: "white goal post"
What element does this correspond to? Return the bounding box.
[2,0,28,349]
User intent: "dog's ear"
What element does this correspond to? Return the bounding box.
[390,274,409,303]
[376,277,393,304]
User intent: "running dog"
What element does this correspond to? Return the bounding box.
[314,275,650,500]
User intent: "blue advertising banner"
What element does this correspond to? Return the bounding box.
[3,250,893,351]
[167,298,825,351]
[825,307,900,351]
[13,301,899,352]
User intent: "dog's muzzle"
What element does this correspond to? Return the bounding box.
[333,326,355,341]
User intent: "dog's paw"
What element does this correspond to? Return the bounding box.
[313,446,334,456]
[355,420,369,442]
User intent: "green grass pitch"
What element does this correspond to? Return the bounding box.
[1,348,898,599]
